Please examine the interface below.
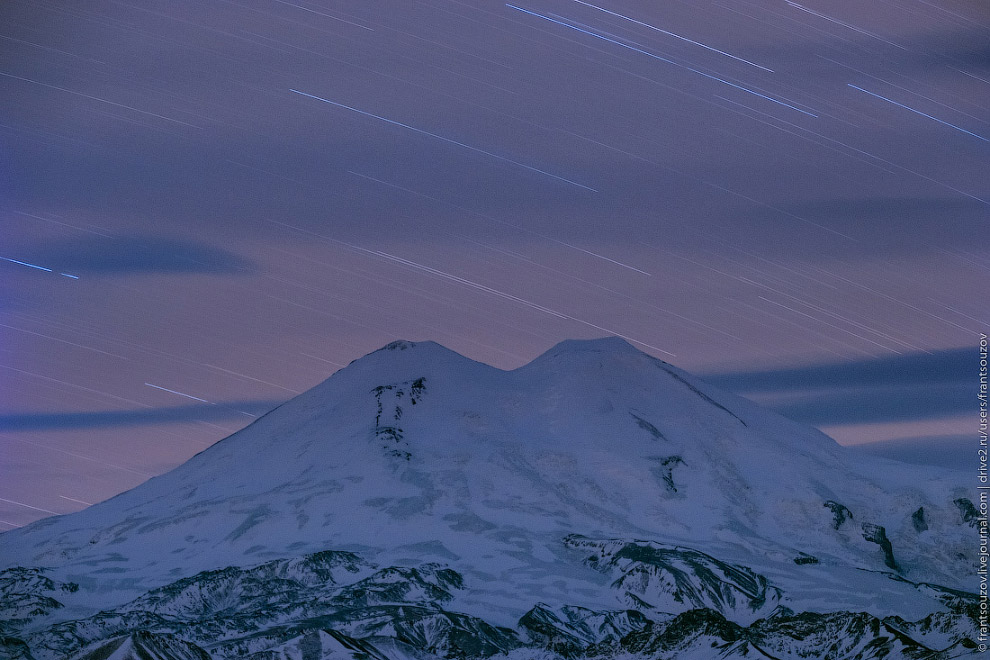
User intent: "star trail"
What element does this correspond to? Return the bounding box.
[1,0,986,527]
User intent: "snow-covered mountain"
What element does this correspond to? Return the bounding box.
[0,339,979,659]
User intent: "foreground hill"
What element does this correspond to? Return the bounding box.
[0,339,978,659]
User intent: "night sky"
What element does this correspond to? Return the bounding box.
[2,0,986,528]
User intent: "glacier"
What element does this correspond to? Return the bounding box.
[0,338,979,659]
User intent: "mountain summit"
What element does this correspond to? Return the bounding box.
[0,339,978,659]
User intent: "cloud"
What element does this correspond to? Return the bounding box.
[782,197,985,247]
[753,382,968,426]
[848,434,969,472]
[22,235,256,275]
[700,347,973,426]
[0,400,282,432]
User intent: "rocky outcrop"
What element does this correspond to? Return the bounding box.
[955,498,980,527]
[861,523,899,571]
[519,603,649,654]
[824,500,853,530]
[71,631,211,660]
[564,536,782,624]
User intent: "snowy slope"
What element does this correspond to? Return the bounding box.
[0,339,978,659]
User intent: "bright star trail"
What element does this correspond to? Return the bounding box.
[144,383,211,404]
[847,84,989,142]
[505,4,819,116]
[568,0,776,72]
[1,0,985,526]
[290,88,599,190]
[2,257,52,272]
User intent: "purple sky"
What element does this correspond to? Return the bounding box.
[2,0,987,528]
